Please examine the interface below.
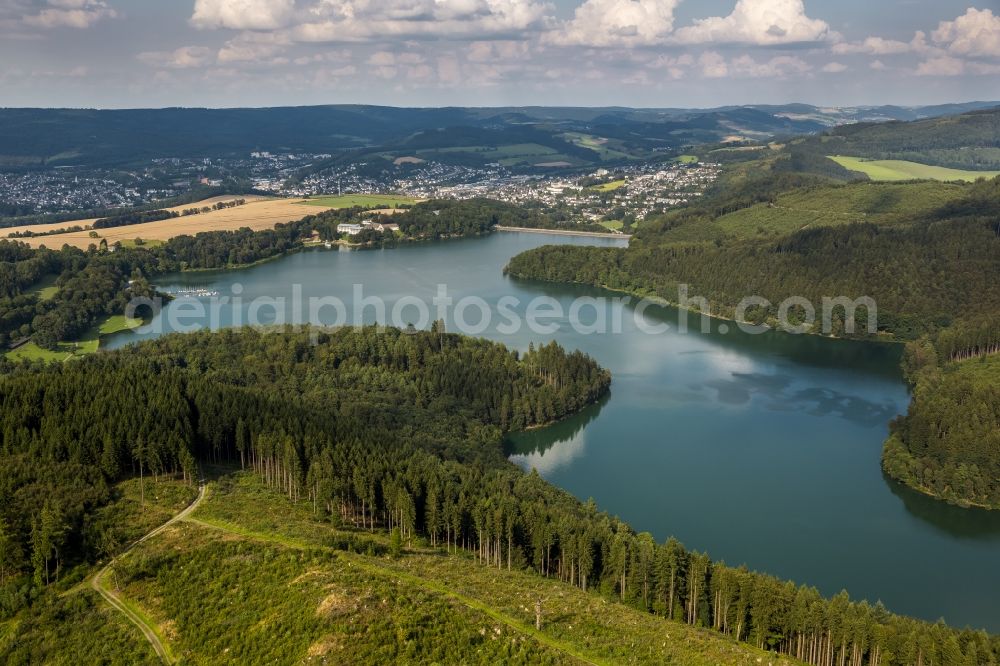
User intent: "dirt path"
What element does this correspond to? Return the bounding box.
[183,513,603,666]
[91,481,206,665]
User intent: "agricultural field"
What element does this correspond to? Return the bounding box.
[2,195,268,239]
[653,179,968,243]
[299,194,418,209]
[8,197,325,250]
[828,156,1000,182]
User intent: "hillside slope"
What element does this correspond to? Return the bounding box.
[87,471,797,665]
[807,107,1000,170]
[2,329,997,664]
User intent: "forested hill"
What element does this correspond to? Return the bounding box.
[507,177,1000,341]
[0,327,610,582]
[882,324,1000,509]
[2,102,992,169]
[2,327,998,664]
[806,106,1000,170]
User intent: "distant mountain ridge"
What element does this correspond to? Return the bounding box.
[795,105,1000,170]
[0,102,996,170]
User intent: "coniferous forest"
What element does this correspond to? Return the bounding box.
[1,326,998,664]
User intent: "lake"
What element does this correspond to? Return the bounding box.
[106,231,1000,631]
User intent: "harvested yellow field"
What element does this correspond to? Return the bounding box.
[3,195,269,239]
[11,197,331,250]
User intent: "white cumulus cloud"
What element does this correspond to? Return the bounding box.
[467,40,530,62]
[831,36,910,55]
[190,0,552,42]
[673,0,833,46]
[821,61,846,73]
[931,7,1000,58]
[138,46,215,69]
[21,0,116,29]
[730,53,810,77]
[217,32,291,63]
[548,0,680,47]
[699,51,728,78]
[191,0,296,31]
[916,55,966,76]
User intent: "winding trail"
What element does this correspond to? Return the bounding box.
[90,480,206,665]
[88,479,600,665]
[183,513,603,666]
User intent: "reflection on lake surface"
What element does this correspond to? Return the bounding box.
[507,396,608,475]
[107,232,1000,631]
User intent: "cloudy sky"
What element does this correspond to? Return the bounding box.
[1,0,999,108]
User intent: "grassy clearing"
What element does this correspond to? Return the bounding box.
[0,477,195,665]
[656,178,968,243]
[195,469,363,550]
[119,238,165,249]
[25,273,60,301]
[167,472,797,666]
[299,194,418,209]
[599,220,624,231]
[94,475,198,548]
[674,155,699,164]
[118,523,576,665]
[99,314,143,336]
[4,314,141,362]
[0,589,160,665]
[828,156,1000,182]
[591,179,626,192]
[562,133,633,161]
[943,352,1000,383]
[4,333,98,362]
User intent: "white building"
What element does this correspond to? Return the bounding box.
[337,223,364,236]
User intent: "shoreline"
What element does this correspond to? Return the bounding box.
[887,471,1000,511]
[506,271,903,347]
[495,226,631,239]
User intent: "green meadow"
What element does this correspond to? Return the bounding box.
[24,273,60,301]
[4,314,141,362]
[591,179,626,192]
[652,179,968,243]
[828,156,1000,182]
